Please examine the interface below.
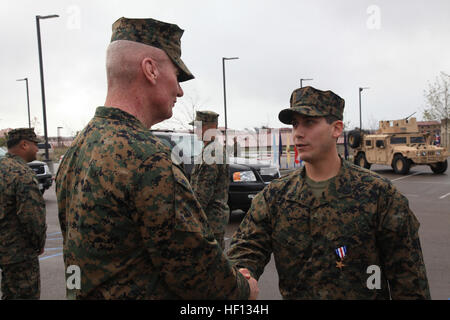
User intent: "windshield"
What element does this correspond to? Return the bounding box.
[410,136,425,144]
[390,137,407,144]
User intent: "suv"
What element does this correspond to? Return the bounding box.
[0,147,53,194]
[152,131,280,212]
[348,117,448,174]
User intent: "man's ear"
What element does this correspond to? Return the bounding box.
[332,120,344,139]
[141,57,159,85]
[20,140,29,151]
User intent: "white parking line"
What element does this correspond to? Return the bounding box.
[391,172,423,182]
[439,192,450,199]
[39,252,63,261]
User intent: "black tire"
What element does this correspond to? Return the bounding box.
[392,154,410,174]
[354,152,371,169]
[429,160,448,174]
[348,130,362,148]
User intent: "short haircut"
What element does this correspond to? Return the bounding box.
[325,114,340,124]
[7,138,22,149]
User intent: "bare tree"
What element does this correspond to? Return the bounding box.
[423,71,449,121]
[156,89,210,131]
[423,71,450,147]
[31,116,42,135]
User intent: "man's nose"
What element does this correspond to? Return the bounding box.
[177,83,184,97]
[293,127,304,141]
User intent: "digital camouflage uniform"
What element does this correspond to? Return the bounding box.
[0,128,46,300]
[227,160,430,299]
[227,86,430,299]
[56,106,249,300]
[190,140,230,249]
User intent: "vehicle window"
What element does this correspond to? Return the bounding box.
[376,140,385,148]
[410,136,425,144]
[390,137,407,144]
[0,147,6,158]
[365,140,372,146]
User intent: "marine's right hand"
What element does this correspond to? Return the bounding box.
[239,268,259,300]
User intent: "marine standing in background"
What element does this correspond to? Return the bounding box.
[56,17,257,299]
[190,111,230,249]
[227,86,430,299]
[0,128,47,300]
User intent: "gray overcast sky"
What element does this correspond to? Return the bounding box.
[1,0,449,136]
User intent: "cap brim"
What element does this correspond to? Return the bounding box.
[278,109,297,125]
[171,56,194,82]
[278,107,330,124]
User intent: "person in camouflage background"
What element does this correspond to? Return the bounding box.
[227,86,431,299]
[0,128,47,299]
[56,17,258,299]
[190,111,230,249]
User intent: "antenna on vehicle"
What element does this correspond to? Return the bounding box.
[403,112,416,121]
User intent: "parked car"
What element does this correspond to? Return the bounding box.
[0,147,53,194]
[152,130,281,212]
[28,160,53,194]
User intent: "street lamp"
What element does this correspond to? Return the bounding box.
[359,87,370,131]
[16,77,31,128]
[36,14,59,162]
[222,56,239,146]
[57,126,63,147]
[300,78,313,88]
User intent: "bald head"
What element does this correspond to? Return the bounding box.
[106,40,169,90]
[104,40,183,128]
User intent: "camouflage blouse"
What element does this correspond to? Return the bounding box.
[56,107,249,299]
[227,159,430,299]
[0,153,46,265]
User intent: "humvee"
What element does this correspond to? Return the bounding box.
[348,117,448,174]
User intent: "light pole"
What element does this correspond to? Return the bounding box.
[300,78,313,88]
[36,14,59,162]
[16,78,31,128]
[359,87,370,131]
[57,126,63,147]
[222,57,239,146]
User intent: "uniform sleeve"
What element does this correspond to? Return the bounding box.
[134,153,249,299]
[190,163,219,210]
[55,169,67,243]
[376,184,431,299]
[15,173,47,253]
[226,190,273,280]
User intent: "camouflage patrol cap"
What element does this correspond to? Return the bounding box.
[7,128,40,143]
[189,111,219,125]
[278,86,345,124]
[111,17,194,82]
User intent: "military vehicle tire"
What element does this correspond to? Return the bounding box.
[429,160,448,174]
[355,152,371,169]
[348,130,362,148]
[392,154,410,174]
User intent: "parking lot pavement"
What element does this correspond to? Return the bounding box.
[2,162,448,300]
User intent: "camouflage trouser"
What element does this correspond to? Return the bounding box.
[0,258,40,300]
[215,232,225,250]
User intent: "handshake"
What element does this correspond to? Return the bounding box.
[239,268,259,300]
